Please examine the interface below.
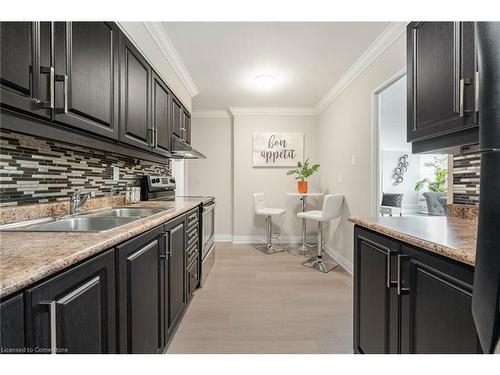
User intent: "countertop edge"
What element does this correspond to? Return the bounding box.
[0,201,201,299]
[348,217,475,267]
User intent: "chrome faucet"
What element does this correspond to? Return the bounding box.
[70,191,95,215]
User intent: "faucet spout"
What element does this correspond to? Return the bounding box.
[70,191,96,215]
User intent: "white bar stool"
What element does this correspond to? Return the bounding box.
[286,192,323,257]
[299,194,344,273]
[253,193,287,254]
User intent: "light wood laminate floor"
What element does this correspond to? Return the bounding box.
[167,243,353,354]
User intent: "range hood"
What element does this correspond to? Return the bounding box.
[170,136,207,159]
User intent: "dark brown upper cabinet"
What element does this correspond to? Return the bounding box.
[183,109,191,144]
[407,22,478,152]
[119,35,153,151]
[0,22,53,119]
[152,72,172,156]
[170,95,183,140]
[52,22,120,140]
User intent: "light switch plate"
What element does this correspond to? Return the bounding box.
[351,155,356,166]
[338,173,342,184]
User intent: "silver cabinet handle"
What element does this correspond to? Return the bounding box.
[148,128,155,147]
[397,254,410,296]
[40,300,57,354]
[475,71,480,113]
[40,66,55,109]
[154,128,158,148]
[459,78,465,117]
[55,74,68,114]
[386,250,397,288]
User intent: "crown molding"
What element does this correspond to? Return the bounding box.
[192,110,232,119]
[229,107,318,116]
[142,22,199,97]
[315,22,407,114]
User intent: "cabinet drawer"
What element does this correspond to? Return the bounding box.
[187,225,198,246]
[186,256,199,297]
[187,210,198,229]
[186,240,199,265]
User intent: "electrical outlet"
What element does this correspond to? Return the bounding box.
[113,166,119,181]
[338,173,342,184]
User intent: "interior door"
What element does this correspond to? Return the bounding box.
[0,21,52,119]
[53,22,119,139]
[119,35,152,151]
[152,72,171,156]
[26,249,115,354]
[407,22,477,142]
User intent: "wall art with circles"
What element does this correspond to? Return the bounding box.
[393,154,409,185]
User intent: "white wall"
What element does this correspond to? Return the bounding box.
[232,114,319,241]
[317,33,406,265]
[381,151,419,212]
[187,117,234,238]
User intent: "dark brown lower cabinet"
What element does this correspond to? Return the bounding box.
[0,294,25,353]
[354,226,482,354]
[25,249,116,354]
[116,225,165,354]
[165,216,186,338]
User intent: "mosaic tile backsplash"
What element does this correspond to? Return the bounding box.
[0,130,171,207]
[453,152,480,205]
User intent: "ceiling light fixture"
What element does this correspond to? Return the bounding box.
[255,74,275,90]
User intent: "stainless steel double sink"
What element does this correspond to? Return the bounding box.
[0,207,173,233]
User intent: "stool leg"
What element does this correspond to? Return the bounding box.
[254,215,284,254]
[302,221,338,273]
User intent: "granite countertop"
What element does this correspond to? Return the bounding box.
[348,216,478,266]
[0,198,205,299]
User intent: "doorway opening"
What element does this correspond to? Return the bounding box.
[374,74,448,216]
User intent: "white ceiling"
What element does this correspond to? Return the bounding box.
[162,22,391,110]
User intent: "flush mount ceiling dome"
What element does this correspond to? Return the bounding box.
[254,74,275,90]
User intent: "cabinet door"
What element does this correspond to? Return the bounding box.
[25,249,115,354]
[0,294,25,352]
[170,96,183,139]
[116,226,165,353]
[399,245,482,353]
[152,72,171,156]
[354,227,400,354]
[407,22,477,142]
[119,35,152,151]
[53,22,119,139]
[0,21,52,119]
[186,257,199,299]
[183,109,191,144]
[166,219,186,334]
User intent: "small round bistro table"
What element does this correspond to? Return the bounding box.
[286,192,324,257]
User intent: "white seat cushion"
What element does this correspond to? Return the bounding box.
[256,208,286,216]
[297,210,324,221]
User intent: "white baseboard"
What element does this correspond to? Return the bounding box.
[214,234,233,242]
[232,235,317,244]
[323,244,353,276]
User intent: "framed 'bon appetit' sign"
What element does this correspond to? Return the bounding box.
[252,132,304,167]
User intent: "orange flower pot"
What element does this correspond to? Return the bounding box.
[297,181,308,194]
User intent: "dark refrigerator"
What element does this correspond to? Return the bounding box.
[472,22,500,354]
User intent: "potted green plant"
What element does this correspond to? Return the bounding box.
[287,158,320,194]
[414,156,448,192]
